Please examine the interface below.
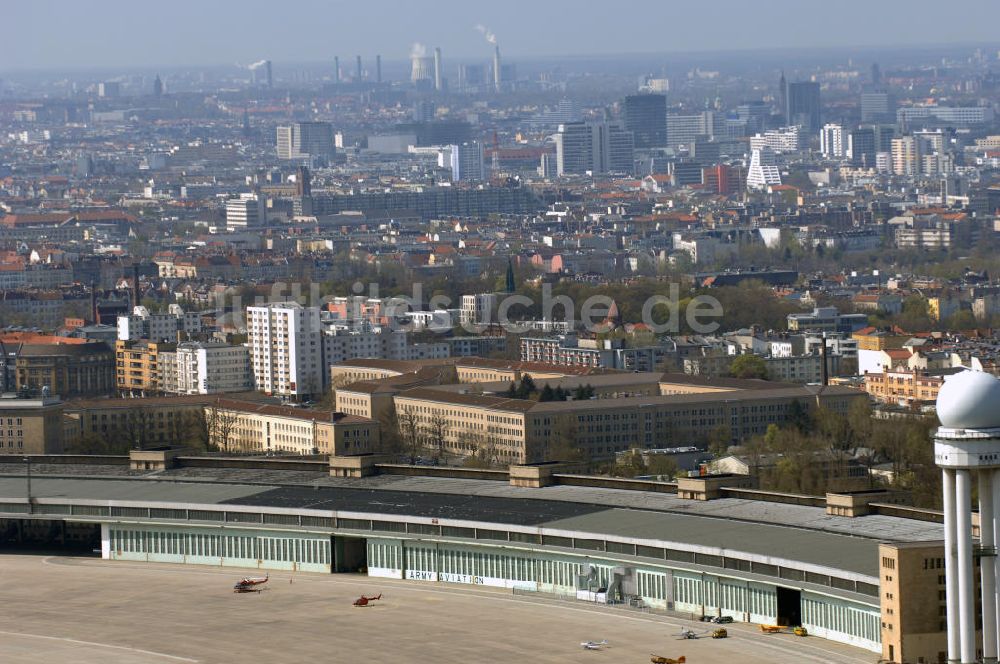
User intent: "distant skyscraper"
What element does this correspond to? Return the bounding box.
[412,101,435,123]
[459,64,485,90]
[356,55,363,81]
[623,94,667,149]
[848,127,876,167]
[276,122,335,160]
[666,111,725,149]
[860,92,894,123]
[871,62,882,87]
[554,121,634,176]
[98,81,120,98]
[334,56,341,84]
[891,136,921,176]
[251,61,272,88]
[786,81,821,131]
[152,75,163,97]
[735,101,769,134]
[446,141,485,181]
[376,55,382,84]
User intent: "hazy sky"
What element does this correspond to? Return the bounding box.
[3,0,1000,71]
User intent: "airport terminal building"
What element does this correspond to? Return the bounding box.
[0,454,951,662]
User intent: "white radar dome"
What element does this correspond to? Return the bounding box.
[936,370,1000,430]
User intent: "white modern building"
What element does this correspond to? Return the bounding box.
[159,342,252,395]
[749,126,805,154]
[226,194,265,232]
[934,370,1000,664]
[276,122,335,160]
[460,293,498,327]
[746,148,782,190]
[248,303,324,400]
[820,124,846,158]
[117,306,203,343]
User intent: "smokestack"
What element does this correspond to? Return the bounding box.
[334,56,340,84]
[433,47,442,91]
[493,45,501,93]
[376,55,382,84]
[356,55,362,81]
[90,282,98,325]
[132,263,140,309]
[821,334,829,386]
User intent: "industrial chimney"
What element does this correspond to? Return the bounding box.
[356,55,362,81]
[376,55,382,84]
[132,263,140,309]
[433,47,442,91]
[493,45,501,93]
[334,56,340,84]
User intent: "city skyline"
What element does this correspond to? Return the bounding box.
[4,0,1000,71]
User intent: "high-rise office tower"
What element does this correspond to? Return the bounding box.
[247,303,323,400]
[445,141,485,181]
[861,92,894,123]
[276,122,335,160]
[871,62,882,87]
[819,124,845,158]
[356,55,363,81]
[736,101,769,134]
[433,47,442,91]
[623,94,667,149]
[873,124,896,154]
[376,55,382,84]
[152,75,163,97]
[786,81,821,131]
[334,56,340,84]
[848,127,876,167]
[554,121,634,176]
[666,111,725,149]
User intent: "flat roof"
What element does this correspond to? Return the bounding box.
[0,467,944,578]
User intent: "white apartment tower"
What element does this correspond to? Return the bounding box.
[819,124,845,158]
[248,303,324,400]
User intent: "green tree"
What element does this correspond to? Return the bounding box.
[729,354,769,380]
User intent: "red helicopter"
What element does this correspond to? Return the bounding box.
[352,593,382,607]
[233,574,269,593]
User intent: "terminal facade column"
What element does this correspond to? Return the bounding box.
[944,468,959,663]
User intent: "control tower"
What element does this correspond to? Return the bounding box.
[935,369,1000,664]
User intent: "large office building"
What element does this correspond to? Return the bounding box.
[554,121,634,176]
[225,194,265,232]
[891,136,921,176]
[0,334,114,398]
[445,141,485,182]
[860,92,894,123]
[785,81,821,131]
[623,94,667,149]
[848,127,877,167]
[0,393,65,453]
[247,303,324,400]
[897,105,993,128]
[276,122,335,160]
[666,111,725,149]
[746,148,782,190]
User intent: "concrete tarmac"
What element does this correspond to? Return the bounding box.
[0,554,877,663]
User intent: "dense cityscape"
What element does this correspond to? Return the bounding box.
[5,4,1000,663]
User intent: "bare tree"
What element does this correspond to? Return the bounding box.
[204,404,239,453]
[397,407,422,463]
[425,412,450,461]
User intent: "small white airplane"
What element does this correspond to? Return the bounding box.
[581,640,609,650]
[676,628,704,640]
